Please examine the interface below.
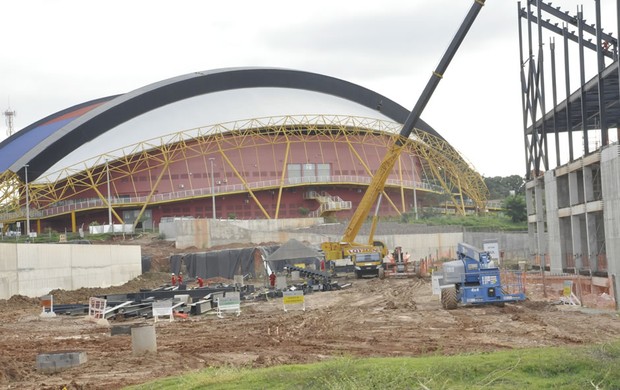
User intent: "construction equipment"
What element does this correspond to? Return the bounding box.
[440,243,526,309]
[381,246,417,278]
[322,193,388,278]
[320,0,487,276]
[284,265,336,290]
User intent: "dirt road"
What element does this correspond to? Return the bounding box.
[1,275,619,389]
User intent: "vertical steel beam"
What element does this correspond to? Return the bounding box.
[550,38,560,167]
[536,0,549,171]
[526,1,540,176]
[578,7,589,154]
[563,26,574,162]
[518,2,531,179]
[595,0,608,146]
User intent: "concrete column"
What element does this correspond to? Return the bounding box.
[568,170,580,206]
[558,217,572,273]
[526,177,549,270]
[583,165,594,202]
[525,180,539,266]
[582,164,598,270]
[586,213,599,271]
[568,170,582,269]
[570,215,583,270]
[544,171,563,273]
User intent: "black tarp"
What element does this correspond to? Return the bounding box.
[170,254,184,275]
[175,246,279,279]
[141,255,151,273]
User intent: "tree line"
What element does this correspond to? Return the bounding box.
[484,175,526,223]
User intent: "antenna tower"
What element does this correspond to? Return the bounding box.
[3,107,16,137]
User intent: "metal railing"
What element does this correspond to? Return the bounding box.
[1,175,440,221]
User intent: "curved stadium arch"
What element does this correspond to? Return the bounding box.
[0,68,487,234]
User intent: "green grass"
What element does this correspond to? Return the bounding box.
[401,213,527,232]
[125,340,620,389]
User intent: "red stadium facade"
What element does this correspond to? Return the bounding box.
[0,68,486,235]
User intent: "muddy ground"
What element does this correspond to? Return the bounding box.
[1,266,620,390]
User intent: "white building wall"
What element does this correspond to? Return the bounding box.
[601,145,620,290]
[0,243,141,299]
[17,244,73,298]
[71,244,111,289]
[0,243,18,300]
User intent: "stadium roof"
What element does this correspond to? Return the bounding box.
[0,67,443,182]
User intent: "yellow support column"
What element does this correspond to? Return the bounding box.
[71,211,77,233]
[37,219,41,235]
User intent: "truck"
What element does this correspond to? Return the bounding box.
[322,239,387,279]
[320,0,487,275]
[440,243,526,309]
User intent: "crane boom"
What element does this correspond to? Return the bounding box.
[341,0,486,243]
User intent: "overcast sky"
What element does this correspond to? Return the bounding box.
[1,0,617,178]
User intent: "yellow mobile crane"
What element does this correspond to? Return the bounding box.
[321,0,486,279]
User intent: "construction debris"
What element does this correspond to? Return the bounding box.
[47,273,348,323]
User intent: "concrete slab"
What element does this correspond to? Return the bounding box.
[36,351,87,373]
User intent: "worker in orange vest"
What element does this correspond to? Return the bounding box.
[269,271,276,288]
[171,273,177,286]
[197,277,204,288]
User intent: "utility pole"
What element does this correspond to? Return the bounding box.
[106,159,112,232]
[209,158,216,220]
[24,164,30,237]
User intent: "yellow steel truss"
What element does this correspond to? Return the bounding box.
[0,115,488,228]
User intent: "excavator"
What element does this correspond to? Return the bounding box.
[320,0,487,278]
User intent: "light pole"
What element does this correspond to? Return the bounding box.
[24,164,30,237]
[409,154,418,220]
[209,158,216,220]
[106,159,112,232]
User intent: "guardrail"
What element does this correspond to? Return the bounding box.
[1,176,440,221]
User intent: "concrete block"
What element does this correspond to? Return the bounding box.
[36,351,87,373]
[110,325,133,336]
[131,324,157,355]
[191,299,212,315]
[174,294,191,305]
[211,291,224,301]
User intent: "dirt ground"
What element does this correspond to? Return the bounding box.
[1,239,620,389]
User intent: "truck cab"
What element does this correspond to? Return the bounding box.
[353,252,383,279]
